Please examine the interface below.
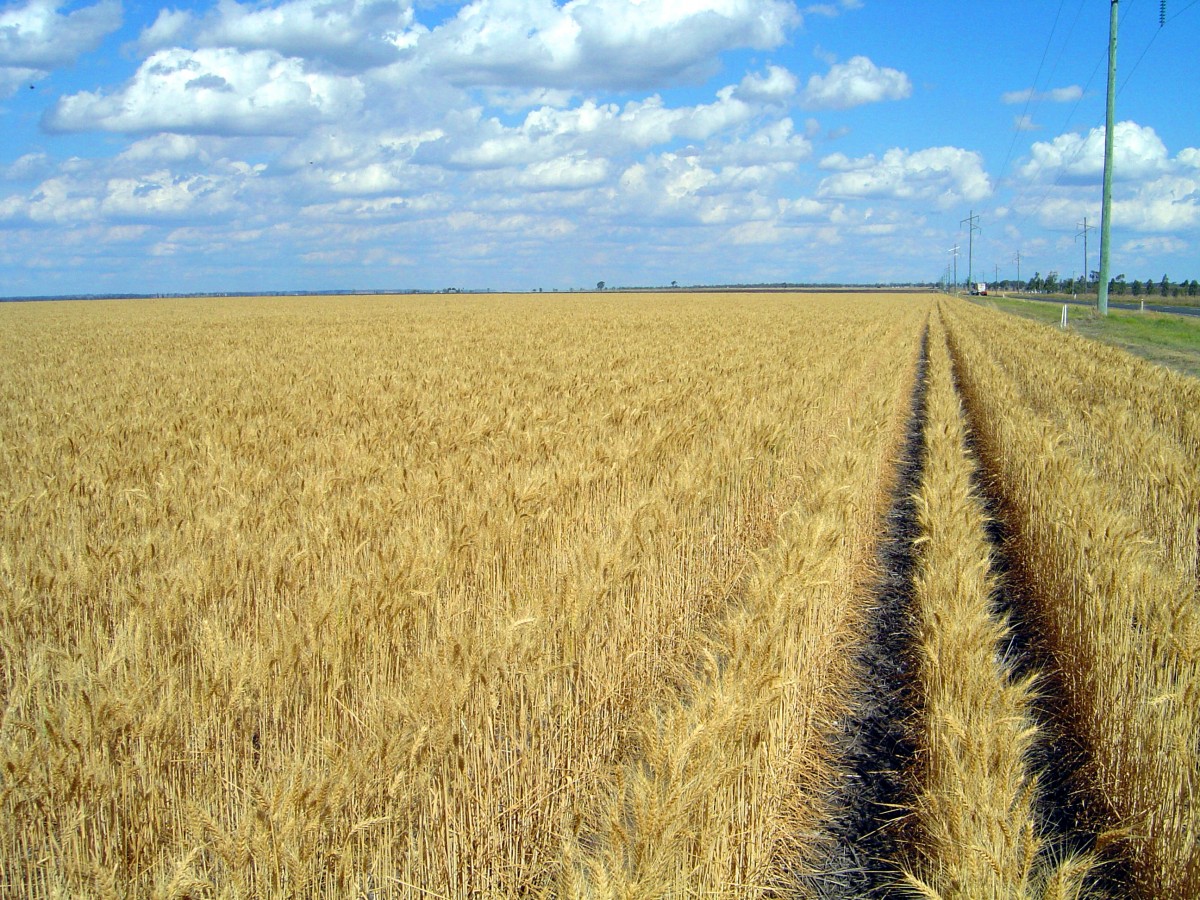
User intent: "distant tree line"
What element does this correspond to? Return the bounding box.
[983,271,1199,299]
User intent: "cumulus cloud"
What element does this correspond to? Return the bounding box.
[1020,121,1171,184]
[513,154,610,190]
[611,150,788,228]
[426,0,800,91]
[1014,138,1198,235]
[44,47,364,135]
[1112,175,1199,232]
[2,151,52,182]
[1001,85,1082,105]
[0,0,120,67]
[116,134,210,165]
[0,0,121,96]
[1,157,265,227]
[0,64,39,96]
[708,118,812,166]
[100,169,248,219]
[1177,147,1200,169]
[135,0,422,69]
[440,85,759,170]
[801,56,910,110]
[735,65,798,104]
[818,146,991,207]
[1121,235,1188,256]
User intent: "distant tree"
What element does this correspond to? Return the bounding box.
[1044,271,1059,294]
[1030,271,1043,292]
[596,281,605,291]
[1114,273,1127,295]
[1131,279,1143,297]
[671,280,678,287]
[1160,274,1171,297]
[1189,279,1199,297]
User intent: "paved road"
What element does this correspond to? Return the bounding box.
[995,293,1200,318]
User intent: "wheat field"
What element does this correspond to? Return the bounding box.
[1,291,1196,898]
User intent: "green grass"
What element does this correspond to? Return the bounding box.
[972,295,1200,380]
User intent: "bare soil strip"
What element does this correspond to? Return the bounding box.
[801,325,929,898]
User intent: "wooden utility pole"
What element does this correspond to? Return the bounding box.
[1097,0,1118,316]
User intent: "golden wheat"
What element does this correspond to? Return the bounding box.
[942,296,1200,898]
[0,292,926,897]
[901,311,1094,899]
[6,291,1188,897]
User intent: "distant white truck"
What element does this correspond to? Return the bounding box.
[970,282,988,296]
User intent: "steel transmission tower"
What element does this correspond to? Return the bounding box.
[960,211,980,287]
[1077,218,1093,294]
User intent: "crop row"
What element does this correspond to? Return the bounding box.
[940,297,1200,898]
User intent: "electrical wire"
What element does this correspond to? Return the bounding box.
[1006,0,1169,231]
[993,0,1072,196]
[1116,0,1200,93]
[1167,0,1200,20]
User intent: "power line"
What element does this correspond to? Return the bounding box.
[1118,10,1166,94]
[994,0,1073,195]
[1008,0,1177,233]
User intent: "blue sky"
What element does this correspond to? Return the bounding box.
[1,0,1197,295]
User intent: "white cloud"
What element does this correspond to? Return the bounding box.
[0,64,39,97]
[23,175,99,224]
[778,196,831,220]
[1014,170,1197,236]
[0,0,120,68]
[1113,175,1199,232]
[801,56,910,110]
[514,154,609,190]
[2,158,266,227]
[1178,148,1200,170]
[442,86,759,170]
[1020,121,1171,184]
[610,151,783,227]
[708,118,812,166]
[136,8,191,50]
[1120,235,1188,256]
[818,146,991,207]
[2,151,51,180]
[1013,114,1038,132]
[100,170,245,219]
[0,0,120,96]
[45,47,365,135]
[803,0,861,16]
[1001,85,1083,105]
[116,134,210,165]
[426,0,800,90]
[136,0,423,69]
[735,65,798,104]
